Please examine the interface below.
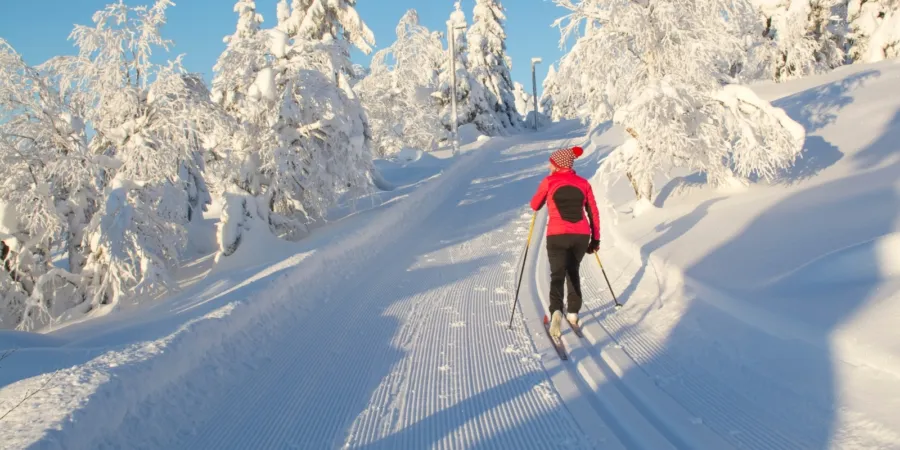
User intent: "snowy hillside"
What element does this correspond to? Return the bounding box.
[592,59,900,448]
[1,58,898,448]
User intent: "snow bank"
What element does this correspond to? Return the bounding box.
[214,192,293,274]
[0,330,66,351]
[768,232,900,285]
[458,123,484,145]
[395,147,424,162]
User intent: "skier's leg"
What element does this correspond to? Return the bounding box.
[565,235,588,314]
[547,236,567,316]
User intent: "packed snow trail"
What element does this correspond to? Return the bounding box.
[67,123,612,449]
[172,126,599,449]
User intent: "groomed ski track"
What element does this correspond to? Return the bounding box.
[62,123,746,449]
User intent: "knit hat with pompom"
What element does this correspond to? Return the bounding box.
[549,146,584,170]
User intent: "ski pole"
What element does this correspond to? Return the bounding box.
[594,253,622,309]
[508,212,537,330]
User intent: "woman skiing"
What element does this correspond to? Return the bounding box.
[530,146,600,338]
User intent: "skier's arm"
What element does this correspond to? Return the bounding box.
[530,178,549,211]
[585,183,600,241]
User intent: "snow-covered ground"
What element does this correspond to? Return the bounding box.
[1,60,899,449]
[590,59,900,449]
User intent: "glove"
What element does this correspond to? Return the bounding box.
[586,239,600,254]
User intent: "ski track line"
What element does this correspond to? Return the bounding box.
[579,246,829,450]
[528,211,735,450]
[91,132,608,449]
[176,149,492,450]
[501,191,626,450]
[339,136,601,449]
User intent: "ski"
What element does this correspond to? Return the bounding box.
[567,319,585,338]
[543,315,568,360]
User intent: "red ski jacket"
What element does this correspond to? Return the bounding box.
[530,169,600,239]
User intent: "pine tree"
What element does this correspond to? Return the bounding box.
[513,82,532,120]
[278,0,375,77]
[467,0,521,130]
[233,0,264,38]
[539,64,559,119]
[212,0,268,119]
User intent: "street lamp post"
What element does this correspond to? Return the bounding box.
[531,57,542,130]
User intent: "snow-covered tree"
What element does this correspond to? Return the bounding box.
[513,82,534,120]
[551,27,604,121]
[848,0,900,62]
[467,0,521,130]
[0,39,96,328]
[539,64,559,118]
[56,1,231,316]
[355,10,445,156]
[212,0,376,257]
[751,0,847,81]
[277,0,375,77]
[212,0,268,118]
[809,0,849,67]
[437,2,502,137]
[513,80,552,128]
[554,0,806,201]
[0,1,232,329]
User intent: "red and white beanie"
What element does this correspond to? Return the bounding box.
[549,146,584,170]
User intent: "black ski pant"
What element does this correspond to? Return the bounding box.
[547,234,589,315]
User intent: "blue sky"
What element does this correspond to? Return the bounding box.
[0,0,573,96]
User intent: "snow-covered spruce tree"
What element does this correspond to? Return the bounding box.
[847,0,900,62]
[213,0,376,257]
[277,0,375,77]
[437,2,502,137]
[467,0,521,130]
[539,64,559,118]
[751,0,847,81]
[513,82,533,120]
[355,10,445,157]
[212,0,267,119]
[554,0,806,202]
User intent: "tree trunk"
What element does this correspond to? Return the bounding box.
[623,127,653,201]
